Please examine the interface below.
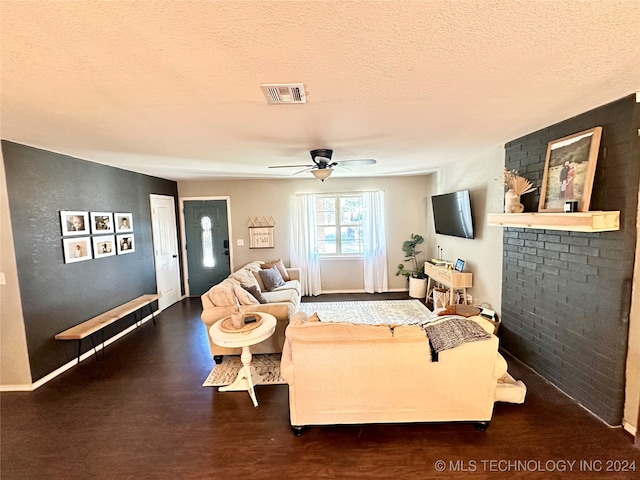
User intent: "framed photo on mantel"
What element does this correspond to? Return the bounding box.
[538,126,602,212]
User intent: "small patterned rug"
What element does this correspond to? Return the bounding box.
[202,353,286,387]
[298,299,432,325]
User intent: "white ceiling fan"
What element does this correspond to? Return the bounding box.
[269,149,377,181]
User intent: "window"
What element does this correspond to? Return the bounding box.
[316,195,363,255]
[200,216,215,268]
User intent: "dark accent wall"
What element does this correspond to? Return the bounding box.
[2,141,180,382]
[501,95,639,425]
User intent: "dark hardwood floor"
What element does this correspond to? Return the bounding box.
[2,295,638,479]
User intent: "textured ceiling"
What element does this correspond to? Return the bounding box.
[1,1,639,181]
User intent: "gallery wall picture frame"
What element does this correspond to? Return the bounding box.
[93,235,116,258]
[116,234,135,254]
[90,212,114,234]
[538,126,603,212]
[249,226,275,249]
[60,211,90,236]
[115,213,133,232]
[63,237,92,263]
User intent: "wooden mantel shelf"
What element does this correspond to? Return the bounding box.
[487,211,620,232]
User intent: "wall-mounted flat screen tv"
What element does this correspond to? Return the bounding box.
[431,190,475,239]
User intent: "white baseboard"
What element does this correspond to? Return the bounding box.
[0,383,34,392]
[0,311,157,392]
[622,420,637,436]
[318,288,409,294]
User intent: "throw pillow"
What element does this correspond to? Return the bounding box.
[209,283,236,307]
[251,270,266,291]
[233,284,260,306]
[307,312,321,322]
[244,285,267,304]
[261,259,290,281]
[291,311,308,323]
[230,269,260,290]
[258,266,285,291]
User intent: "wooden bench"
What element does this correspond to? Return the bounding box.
[55,294,160,363]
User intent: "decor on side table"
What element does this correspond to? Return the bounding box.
[503,169,536,213]
[396,233,428,298]
[538,126,602,212]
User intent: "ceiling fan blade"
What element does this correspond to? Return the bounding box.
[269,164,314,169]
[334,159,377,167]
[292,167,314,175]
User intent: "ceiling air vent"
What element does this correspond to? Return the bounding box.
[261,84,306,104]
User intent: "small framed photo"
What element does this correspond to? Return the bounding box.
[92,235,116,258]
[115,213,133,232]
[249,226,275,249]
[454,258,465,272]
[116,234,135,254]
[63,237,92,263]
[60,211,90,236]
[90,212,114,234]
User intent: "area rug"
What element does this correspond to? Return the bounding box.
[202,353,286,387]
[298,299,432,325]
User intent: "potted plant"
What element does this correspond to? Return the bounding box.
[396,233,428,298]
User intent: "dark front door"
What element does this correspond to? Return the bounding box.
[183,199,231,296]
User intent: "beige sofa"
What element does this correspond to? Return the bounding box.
[201,261,301,363]
[281,312,524,434]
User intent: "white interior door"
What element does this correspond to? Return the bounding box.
[150,194,182,310]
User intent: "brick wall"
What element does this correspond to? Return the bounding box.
[501,95,639,425]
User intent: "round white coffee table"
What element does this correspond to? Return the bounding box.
[208,312,276,407]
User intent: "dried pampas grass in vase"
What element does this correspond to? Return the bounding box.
[504,170,536,213]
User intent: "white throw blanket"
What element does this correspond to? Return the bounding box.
[298,300,431,325]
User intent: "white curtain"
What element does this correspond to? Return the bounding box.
[290,194,322,296]
[362,191,388,293]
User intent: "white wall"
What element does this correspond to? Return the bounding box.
[179,153,505,303]
[623,189,640,435]
[426,146,505,312]
[179,175,432,292]
[0,153,32,387]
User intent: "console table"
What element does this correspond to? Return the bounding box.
[424,262,473,305]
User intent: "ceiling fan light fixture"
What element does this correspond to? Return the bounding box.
[311,169,333,181]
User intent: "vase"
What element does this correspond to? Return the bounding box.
[231,307,244,329]
[408,277,428,299]
[505,189,520,213]
[511,202,525,213]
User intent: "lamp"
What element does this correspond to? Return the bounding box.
[311,169,333,182]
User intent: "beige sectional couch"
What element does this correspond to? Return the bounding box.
[200,260,301,363]
[281,312,524,434]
